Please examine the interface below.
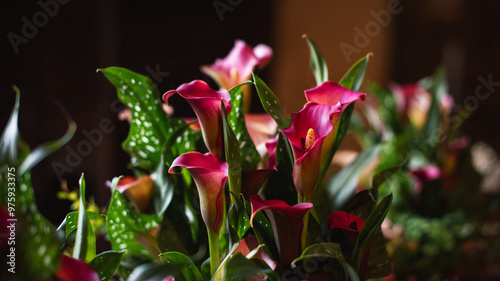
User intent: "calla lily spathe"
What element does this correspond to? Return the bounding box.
[115,175,154,213]
[305,81,366,110]
[250,194,313,267]
[201,39,272,113]
[279,102,342,200]
[169,152,228,234]
[163,80,231,158]
[201,39,272,91]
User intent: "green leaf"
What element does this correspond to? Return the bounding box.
[291,242,344,266]
[263,132,297,205]
[228,82,261,170]
[292,243,360,281]
[89,250,126,281]
[339,53,371,92]
[245,198,279,262]
[317,54,371,187]
[127,252,204,281]
[372,138,408,199]
[422,67,447,143]
[252,73,290,128]
[221,99,242,197]
[368,83,402,134]
[350,194,392,272]
[363,230,391,279]
[0,87,66,280]
[99,67,185,170]
[224,253,279,281]
[58,211,103,239]
[107,177,160,259]
[73,174,89,261]
[340,189,377,221]
[304,35,328,85]
[319,144,381,217]
[228,194,250,240]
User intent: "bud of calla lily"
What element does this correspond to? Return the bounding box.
[249,194,313,267]
[163,80,231,158]
[279,103,342,201]
[169,152,228,234]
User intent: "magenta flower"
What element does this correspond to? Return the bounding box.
[241,169,275,198]
[55,255,100,281]
[245,113,278,155]
[113,175,154,213]
[163,80,231,158]
[327,211,370,279]
[265,135,279,169]
[232,235,277,271]
[201,39,272,90]
[249,195,313,267]
[304,81,366,110]
[279,103,342,201]
[169,152,228,234]
[389,82,431,128]
[410,165,442,193]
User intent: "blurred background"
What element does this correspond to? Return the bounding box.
[1,0,499,227]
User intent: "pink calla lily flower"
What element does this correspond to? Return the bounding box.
[245,113,278,156]
[163,80,231,158]
[249,194,313,267]
[410,165,442,193]
[265,135,279,169]
[241,169,275,198]
[201,39,272,113]
[233,235,277,271]
[55,255,100,281]
[389,82,431,128]
[201,39,272,91]
[114,175,154,213]
[327,211,370,279]
[279,103,342,200]
[305,81,366,110]
[169,152,228,234]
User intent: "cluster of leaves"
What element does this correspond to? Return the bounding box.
[0,37,400,281]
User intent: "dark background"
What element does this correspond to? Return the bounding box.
[1,0,499,225]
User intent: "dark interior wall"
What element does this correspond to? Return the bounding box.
[0,0,274,224]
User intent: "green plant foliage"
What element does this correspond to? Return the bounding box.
[127,252,205,281]
[89,250,126,281]
[228,82,261,170]
[252,73,290,129]
[106,177,160,259]
[224,253,279,281]
[318,144,381,219]
[350,194,392,272]
[98,67,187,170]
[304,34,329,86]
[0,88,73,280]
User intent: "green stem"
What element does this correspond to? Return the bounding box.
[208,230,220,277]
